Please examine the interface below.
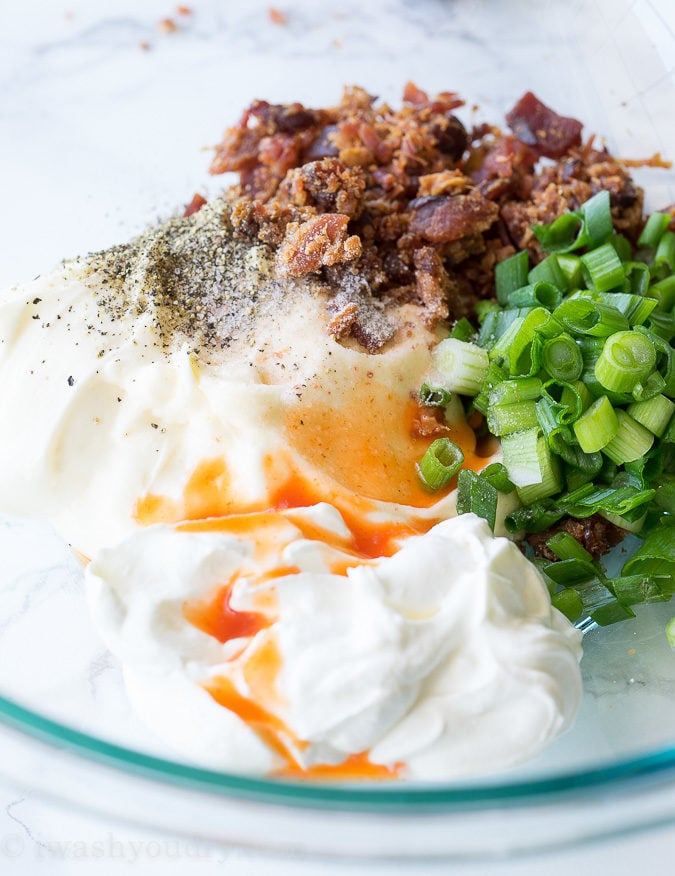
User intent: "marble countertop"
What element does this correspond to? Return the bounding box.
[1,0,675,873]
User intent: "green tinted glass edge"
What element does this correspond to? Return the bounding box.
[2,693,675,812]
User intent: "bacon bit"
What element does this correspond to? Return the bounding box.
[176,4,192,14]
[506,92,583,159]
[410,404,451,439]
[409,190,499,244]
[618,152,672,169]
[139,40,151,51]
[268,6,286,24]
[418,169,472,197]
[413,246,450,325]
[403,82,430,106]
[327,301,359,338]
[276,214,361,277]
[158,17,178,33]
[184,193,207,217]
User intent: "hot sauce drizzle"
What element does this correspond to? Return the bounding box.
[183,580,271,643]
[134,396,486,780]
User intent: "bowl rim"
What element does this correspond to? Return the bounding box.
[3,692,675,812]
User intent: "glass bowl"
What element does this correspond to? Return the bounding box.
[0,0,674,861]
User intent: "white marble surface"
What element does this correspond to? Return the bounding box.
[1,0,675,872]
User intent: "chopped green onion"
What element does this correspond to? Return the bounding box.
[528,254,567,289]
[565,379,594,412]
[638,212,671,249]
[504,500,565,534]
[581,190,614,249]
[557,253,582,289]
[545,532,595,564]
[603,410,655,464]
[531,212,584,253]
[623,447,664,489]
[581,242,625,292]
[666,617,675,648]
[495,251,530,305]
[507,281,562,310]
[654,230,675,277]
[638,329,675,398]
[596,292,657,326]
[647,276,675,312]
[664,414,675,443]
[599,509,647,534]
[611,574,672,605]
[627,394,675,437]
[541,378,583,423]
[503,430,563,503]
[551,588,584,622]
[562,483,656,519]
[480,462,516,493]
[449,317,475,342]
[611,234,633,263]
[507,308,554,375]
[489,377,542,405]
[432,338,489,396]
[476,307,530,349]
[573,396,619,452]
[475,300,501,323]
[456,469,498,532]
[580,584,636,626]
[594,330,656,393]
[416,438,464,491]
[541,334,583,381]
[531,192,613,255]
[647,311,675,343]
[487,400,539,436]
[543,559,597,586]
[419,383,452,407]
[488,316,525,365]
[632,371,667,405]
[622,526,675,579]
[623,261,650,296]
[553,298,629,337]
[471,361,508,415]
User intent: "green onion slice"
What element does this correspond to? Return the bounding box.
[542,334,583,381]
[495,250,530,305]
[419,383,452,407]
[456,469,498,532]
[594,330,656,394]
[416,438,464,491]
[573,395,619,452]
[638,212,671,249]
[581,242,625,293]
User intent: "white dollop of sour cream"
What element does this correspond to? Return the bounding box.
[86,511,582,780]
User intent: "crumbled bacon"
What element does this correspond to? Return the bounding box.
[409,190,499,244]
[505,92,583,159]
[413,246,450,326]
[525,515,624,562]
[276,214,361,277]
[209,86,648,349]
[184,193,207,217]
[277,158,366,216]
[410,404,452,439]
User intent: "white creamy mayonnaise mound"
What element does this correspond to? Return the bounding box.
[86,511,582,780]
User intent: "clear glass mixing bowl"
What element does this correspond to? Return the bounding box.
[0,0,674,861]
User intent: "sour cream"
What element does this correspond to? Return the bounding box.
[86,511,582,780]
